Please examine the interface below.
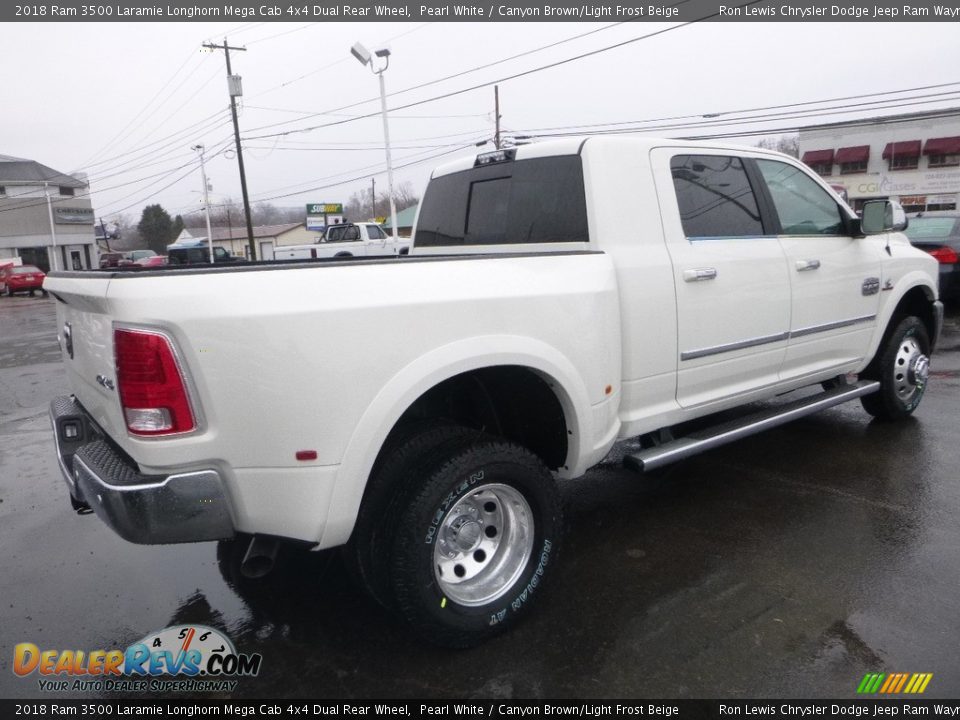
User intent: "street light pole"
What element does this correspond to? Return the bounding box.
[44,183,59,272]
[351,42,399,240]
[192,144,215,264]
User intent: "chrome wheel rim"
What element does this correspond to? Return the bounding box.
[894,336,929,401]
[433,483,534,607]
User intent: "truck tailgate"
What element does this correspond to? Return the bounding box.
[47,275,127,444]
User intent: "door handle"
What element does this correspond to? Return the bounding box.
[682,268,718,282]
[795,259,821,272]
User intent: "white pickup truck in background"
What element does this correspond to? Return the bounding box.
[273,221,410,260]
[45,137,942,647]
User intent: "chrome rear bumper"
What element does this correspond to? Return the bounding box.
[50,396,234,544]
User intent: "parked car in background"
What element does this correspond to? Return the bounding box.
[135,255,168,268]
[1,264,46,296]
[126,249,158,264]
[98,252,128,269]
[905,212,960,301]
[166,240,247,265]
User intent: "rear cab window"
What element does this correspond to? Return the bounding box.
[415,154,589,250]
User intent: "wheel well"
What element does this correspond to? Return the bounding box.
[382,366,569,471]
[890,285,937,342]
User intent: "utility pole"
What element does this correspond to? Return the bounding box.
[494,85,501,150]
[203,39,257,261]
[99,217,111,252]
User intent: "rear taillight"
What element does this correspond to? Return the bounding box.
[929,246,959,264]
[114,328,196,436]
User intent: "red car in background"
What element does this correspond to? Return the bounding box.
[135,255,168,267]
[0,264,47,297]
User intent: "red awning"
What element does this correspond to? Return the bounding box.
[882,141,921,159]
[923,136,960,155]
[835,145,870,163]
[801,149,834,164]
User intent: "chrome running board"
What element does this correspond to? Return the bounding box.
[623,380,880,473]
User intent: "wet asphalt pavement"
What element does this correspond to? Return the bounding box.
[1,295,958,700]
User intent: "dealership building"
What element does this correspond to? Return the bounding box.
[0,154,97,272]
[798,109,960,214]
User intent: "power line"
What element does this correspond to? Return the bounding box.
[249,23,431,99]
[517,80,960,136]
[251,143,481,204]
[240,3,760,143]
[520,95,960,140]
[241,20,635,136]
[77,48,207,169]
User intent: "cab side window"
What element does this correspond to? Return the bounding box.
[367,225,386,240]
[671,155,764,238]
[756,159,844,236]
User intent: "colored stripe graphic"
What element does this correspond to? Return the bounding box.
[858,673,932,694]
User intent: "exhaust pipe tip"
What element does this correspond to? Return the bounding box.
[240,535,280,579]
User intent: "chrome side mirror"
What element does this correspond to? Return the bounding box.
[861,200,908,234]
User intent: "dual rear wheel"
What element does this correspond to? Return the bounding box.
[345,423,561,648]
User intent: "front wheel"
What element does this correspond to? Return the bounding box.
[388,438,561,647]
[861,315,931,421]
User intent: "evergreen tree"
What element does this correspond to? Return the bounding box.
[137,205,174,254]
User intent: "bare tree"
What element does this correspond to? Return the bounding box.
[251,201,283,226]
[756,135,800,158]
[393,181,420,212]
[344,181,421,222]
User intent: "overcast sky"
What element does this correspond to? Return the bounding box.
[3,20,959,224]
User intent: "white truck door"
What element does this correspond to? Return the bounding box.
[365,223,395,255]
[653,149,792,409]
[754,159,882,380]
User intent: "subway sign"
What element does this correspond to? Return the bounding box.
[306,203,343,214]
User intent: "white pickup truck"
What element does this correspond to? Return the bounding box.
[272,221,410,260]
[45,137,942,647]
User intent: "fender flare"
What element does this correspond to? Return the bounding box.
[863,273,937,366]
[317,335,594,548]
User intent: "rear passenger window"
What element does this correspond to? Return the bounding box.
[416,156,588,247]
[671,155,764,238]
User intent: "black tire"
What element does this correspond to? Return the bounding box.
[343,421,478,610]
[860,315,931,421]
[388,438,561,648]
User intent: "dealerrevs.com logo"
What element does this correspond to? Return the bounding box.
[13,625,262,693]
